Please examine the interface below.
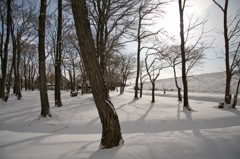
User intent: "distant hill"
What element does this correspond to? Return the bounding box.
[143,72,239,94]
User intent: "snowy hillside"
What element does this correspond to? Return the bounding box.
[143,71,239,94]
[0,90,240,159]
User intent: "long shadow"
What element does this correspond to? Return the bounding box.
[116,99,137,110]
[0,133,54,149]
[183,110,230,158]
[137,103,154,123]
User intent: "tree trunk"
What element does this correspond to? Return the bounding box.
[0,0,11,101]
[151,81,155,103]
[173,65,182,101]
[71,0,123,149]
[178,0,190,110]
[38,0,51,117]
[223,0,231,104]
[5,62,13,102]
[140,82,143,98]
[232,78,240,108]
[55,0,63,107]
[120,84,124,94]
[134,10,142,99]
[16,42,22,100]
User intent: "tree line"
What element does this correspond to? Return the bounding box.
[0,0,239,148]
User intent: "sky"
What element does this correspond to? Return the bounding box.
[126,0,240,80]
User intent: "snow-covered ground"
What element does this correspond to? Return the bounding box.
[0,89,240,159]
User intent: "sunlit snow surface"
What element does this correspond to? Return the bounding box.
[0,88,240,159]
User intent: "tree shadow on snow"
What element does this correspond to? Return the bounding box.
[136,103,154,123]
[183,109,231,158]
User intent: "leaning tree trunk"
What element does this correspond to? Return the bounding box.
[71,0,123,149]
[38,0,51,117]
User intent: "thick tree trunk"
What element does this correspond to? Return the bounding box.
[55,0,63,107]
[71,0,123,149]
[38,0,51,117]
[178,0,190,110]
[0,0,11,101]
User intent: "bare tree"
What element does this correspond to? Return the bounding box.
[21,42,37,91]
[178,0,190,109]
[166,43,208,102]
[88,0,137,76]
[119,53,135,94]
[8,0,38,100]
[212,0,240,105]
[71,0,123,148]
[178,0,211,110]
[165,45,182,101]
[63,49,80,92]
[145,49,168,103]
[38,0,51,117]
[133,0,165,99]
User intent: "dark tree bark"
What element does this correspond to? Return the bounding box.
[178,0,190,110]
[11,27,22,100]
[55,0,63,107]
[15,39,22,100]
[151,81,156,103]
[212,0,232,104]
[0,0,11,101]
[232,65,240,108]
[134,7,142,99]
[232,78,239,108]
[222,0,231,104]
[70,0,123,149]
[140,82,143,98]
[38,0,51,117]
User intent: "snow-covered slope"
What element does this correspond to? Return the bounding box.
[143,71,239,94]
[0,90,240,159]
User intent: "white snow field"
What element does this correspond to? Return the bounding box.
[0,89,240,159]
